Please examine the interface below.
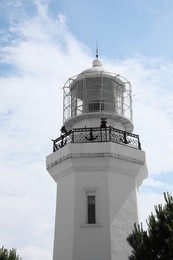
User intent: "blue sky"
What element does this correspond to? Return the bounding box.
[1,0,173,259]
[48,0,173,59]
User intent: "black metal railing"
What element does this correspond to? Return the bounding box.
[52,127,141,152]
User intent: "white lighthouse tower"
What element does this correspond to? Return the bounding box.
[46,56,148,260]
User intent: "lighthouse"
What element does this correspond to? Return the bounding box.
[46,57,148,260]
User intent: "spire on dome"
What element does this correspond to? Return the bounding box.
[96,40,99,59]
[92,40,102,67]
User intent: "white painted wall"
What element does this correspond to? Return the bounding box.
[46,141,147,260]
[53,173,75,260]
[73,171,111,260]
[71,116,125,131]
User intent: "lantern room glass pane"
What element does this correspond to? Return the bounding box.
[71,80,84,116]
[63,72,132,123]
[84,78,102,113]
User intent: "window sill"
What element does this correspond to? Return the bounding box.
[80,223,103,227]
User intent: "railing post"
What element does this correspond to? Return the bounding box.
[105,128,107,141]
[138,136,141,150]
[109,126,111,141]
[71,130,74,143]
[52,139,56,152]
[52,140,55,152]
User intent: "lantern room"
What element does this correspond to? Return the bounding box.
[63,58,133,132]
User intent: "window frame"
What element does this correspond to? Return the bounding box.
[87,192,96,224]
[81,188,101,227]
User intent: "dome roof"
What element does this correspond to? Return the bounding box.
[80,58,104,74]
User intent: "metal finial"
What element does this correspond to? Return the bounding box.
[96,40,98,59]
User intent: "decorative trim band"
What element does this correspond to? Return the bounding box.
[46,152,144,169]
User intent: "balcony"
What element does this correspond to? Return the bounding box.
[52,127,141,152]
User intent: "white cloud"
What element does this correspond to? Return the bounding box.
[1,0,173,258]
[138,191,165,229]
[19,245,52,260]
[142,176,167,189]
[33,0,51,17]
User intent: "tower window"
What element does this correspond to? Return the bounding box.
[87,193,96,224]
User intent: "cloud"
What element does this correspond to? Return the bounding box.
[19,245,52,260]
[1,0,173,258]
[138,191,165,229]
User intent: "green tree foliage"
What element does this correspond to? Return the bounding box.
[127,192,173,260]
[0,247,21,260]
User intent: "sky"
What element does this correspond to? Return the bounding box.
[1,0,173,259]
